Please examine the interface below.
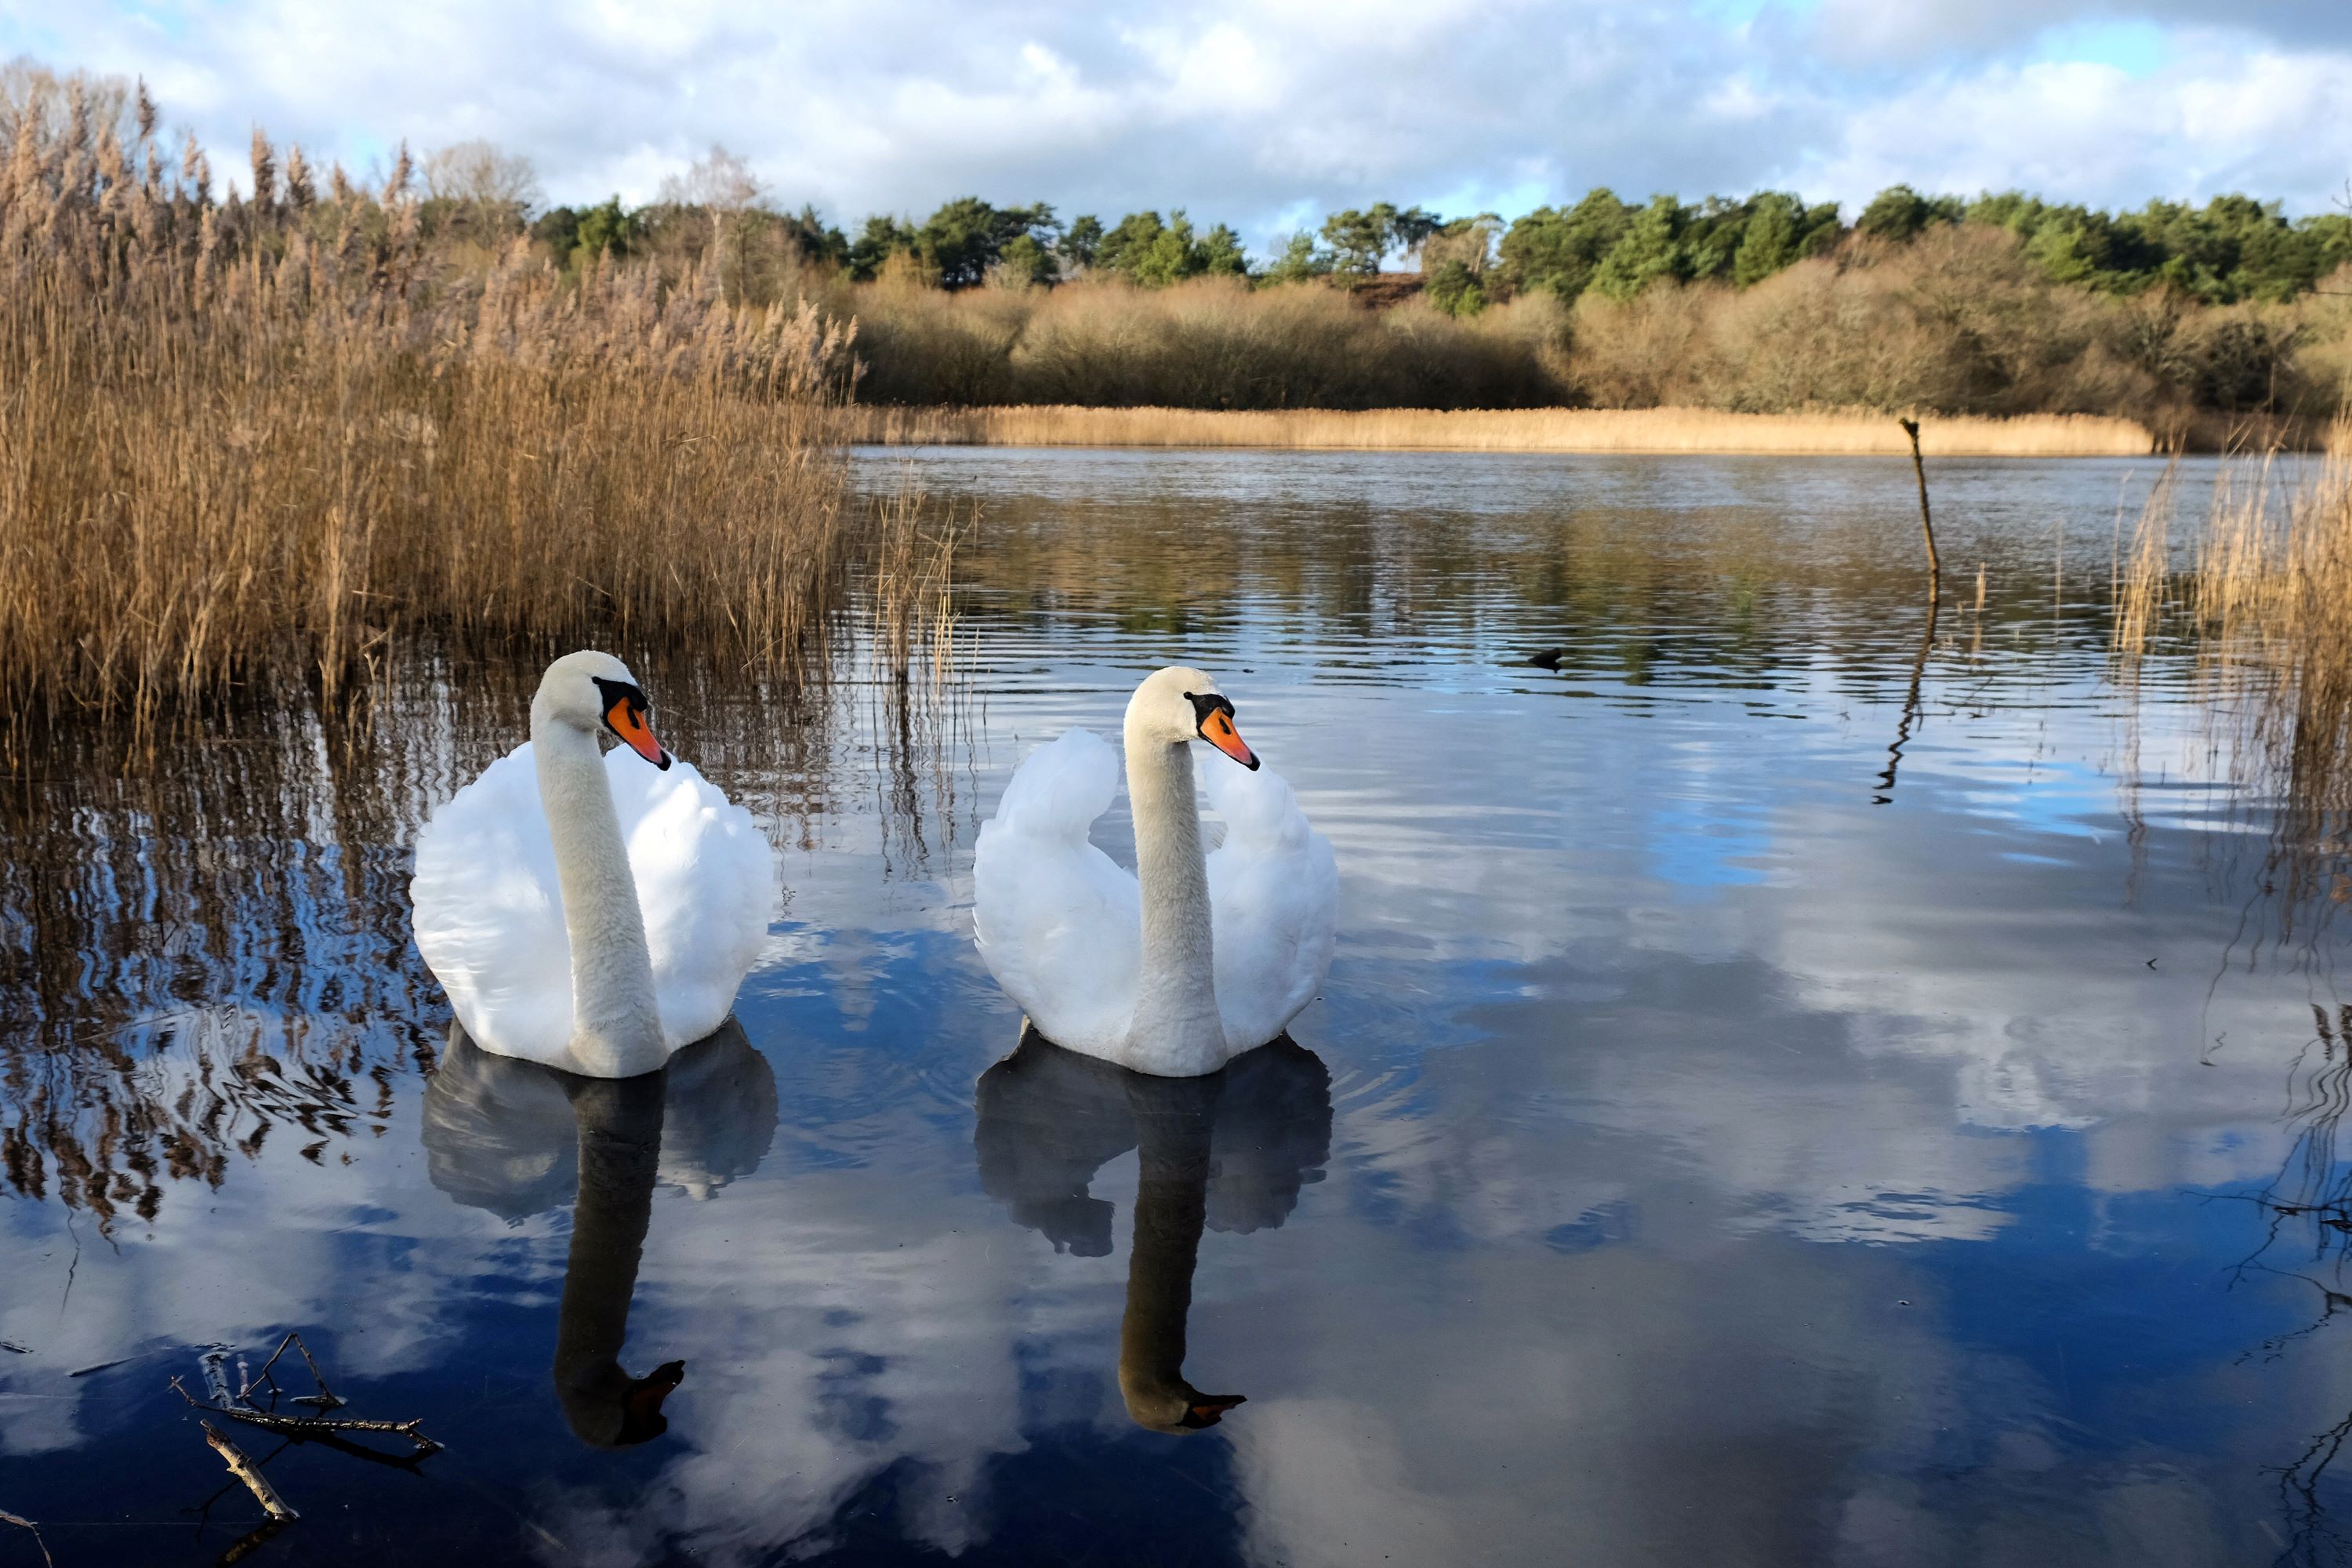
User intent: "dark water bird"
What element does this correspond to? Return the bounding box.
[975,1029,1332,1432]
[422,1020,777,1446]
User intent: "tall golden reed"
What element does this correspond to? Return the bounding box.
[2113,428,2352,921]
[0,76,855,753]
[2190,432,2352,826]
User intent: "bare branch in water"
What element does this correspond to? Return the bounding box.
[171,1376,445,1456]
[0,1508,55,1568]
[240,1330,347,1411]
[200,1346,235,1406]
[202,1421,299,1522]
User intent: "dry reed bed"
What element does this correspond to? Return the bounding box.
[2112,429,2352,924]
[0,86,855,750]
[848,404,2157,456]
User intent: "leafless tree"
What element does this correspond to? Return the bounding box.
[423,138,539,224]
[659,144,763,212]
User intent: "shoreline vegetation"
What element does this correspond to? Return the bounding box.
[5,57,2352,739]
[2113,426,2352,936]
[846,405,2162,457]
[0,66,869,748]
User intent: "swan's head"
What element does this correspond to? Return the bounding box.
[534,650,671,769]
[1128,666,1258,770]
[1120,1374,1247,1434]
[559,1358,685,1449]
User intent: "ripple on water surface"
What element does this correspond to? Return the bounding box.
[0,448,2343,1566]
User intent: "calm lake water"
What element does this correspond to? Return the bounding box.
[4,446,2350,1566]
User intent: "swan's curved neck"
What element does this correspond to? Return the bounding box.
[1119,1077,1222,1430]
[532,706,665,1078]
[554,1074,668,1445]
[1124,720,1224,1076]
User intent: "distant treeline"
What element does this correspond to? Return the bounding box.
[9,60,2352,431]
[525,164,2352,314]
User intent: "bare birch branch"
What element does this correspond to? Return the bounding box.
[0,1508,55,1568]
[201,1421,299,1523]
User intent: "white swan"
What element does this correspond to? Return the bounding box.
[973,667,1337,1077]
[411,651,776,1078]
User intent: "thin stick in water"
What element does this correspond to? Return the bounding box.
[241,1330,346,1411]
[202,1421,299,1523]
[170,1377,445,1454]
[1897,416,1942,590]
[0,1508,54,1568]
[200,1347,235,1406]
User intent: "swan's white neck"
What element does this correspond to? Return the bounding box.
[532,705,666,1078]
[1119,1077,1221,1429]
[1125,718,1225,1077]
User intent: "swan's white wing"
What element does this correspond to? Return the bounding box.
[973,730,1142,1054]
[412,743,775,1065]
[1203,758,1338,1051]
[608,749,779,1049]
[410,744,578,1064]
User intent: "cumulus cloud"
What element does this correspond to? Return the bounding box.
[5,0,2350,251]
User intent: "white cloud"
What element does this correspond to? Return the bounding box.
[6,1,2350,252]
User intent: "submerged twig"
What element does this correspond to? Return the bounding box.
[241,1330,346,1411]
[170,1377,445,1455]
[1874,593,1940,804]
[200,1346,235,1406]
[0,1508,55,1568]
[217,1519,292,1566]
[202,1421,299,1523]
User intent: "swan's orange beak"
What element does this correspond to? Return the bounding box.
[1182,1393,1247,1428]
[1200,707,1258,771]
[605,698,672,770]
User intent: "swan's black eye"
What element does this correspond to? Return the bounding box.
[1186,691,1235,734]
[590,676,650,716]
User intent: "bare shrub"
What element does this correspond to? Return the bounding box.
[840,275,1569,409]
[1561,226,2338,426]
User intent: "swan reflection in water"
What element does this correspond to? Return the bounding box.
[975,1029,1333,1432]
[421,1018,779,1446]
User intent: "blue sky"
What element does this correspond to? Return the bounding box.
[4,0,2349,252]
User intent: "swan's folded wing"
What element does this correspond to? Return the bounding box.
[973,730,1142,1054]
[610,750,779,1049]
[1204,759,1338,1051]
[409,744,578,1063]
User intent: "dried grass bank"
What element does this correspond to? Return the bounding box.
[0,84,853,750]
[847,404,2156,457]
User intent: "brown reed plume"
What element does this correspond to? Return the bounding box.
[2113,427,2352,929]
[2194,434,2352,831]
[863,470,961,686]
[0,71,856,756]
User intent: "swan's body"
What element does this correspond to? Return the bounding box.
[411,652,775,1078]
[973,668,1337,1077]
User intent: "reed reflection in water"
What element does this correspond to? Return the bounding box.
[16,448,2352,1566]
[0,645,861,1230]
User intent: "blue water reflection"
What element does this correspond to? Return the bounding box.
[0,448,2346,1565]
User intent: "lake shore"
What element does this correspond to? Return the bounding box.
[845,404,2177,456]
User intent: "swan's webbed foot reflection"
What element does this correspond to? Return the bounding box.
[975,1027,1333,1434]
[421,1019,778,1449]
